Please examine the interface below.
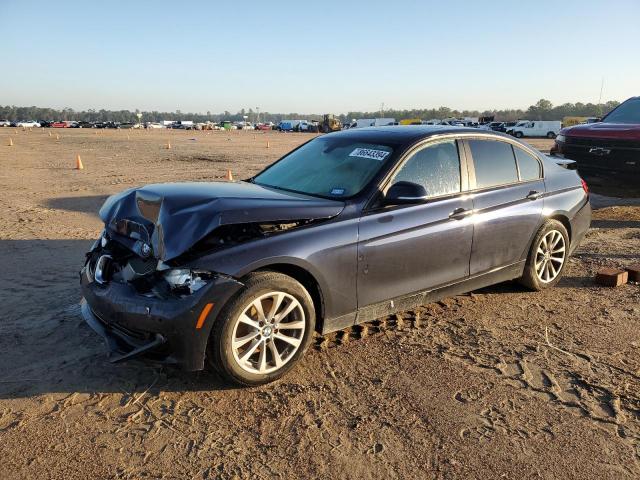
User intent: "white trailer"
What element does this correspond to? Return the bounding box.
[511,120,561,139]
[352,118,396,128]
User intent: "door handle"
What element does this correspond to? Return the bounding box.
[449,207,473,220]
[526,190,542,201]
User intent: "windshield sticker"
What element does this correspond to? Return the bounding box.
[349,148,390,161]
[330,188,345,196]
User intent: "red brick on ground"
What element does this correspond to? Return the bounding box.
[627,265,640,282]
[596,268,628,287]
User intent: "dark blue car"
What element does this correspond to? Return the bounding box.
[81,126,591,385]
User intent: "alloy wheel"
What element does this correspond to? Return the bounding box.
[535,230,566,283]
[231,291,306,375]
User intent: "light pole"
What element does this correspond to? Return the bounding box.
[256,107,260,124]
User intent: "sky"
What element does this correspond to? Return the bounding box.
[1,0,639,114]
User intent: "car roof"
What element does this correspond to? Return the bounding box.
[326,125,501,143]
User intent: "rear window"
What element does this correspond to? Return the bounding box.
[469,140,518,188]
[514,146,541,181]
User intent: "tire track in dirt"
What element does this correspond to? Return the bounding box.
[313,291,640,469]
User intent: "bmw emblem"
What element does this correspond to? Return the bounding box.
[141,243,151,257]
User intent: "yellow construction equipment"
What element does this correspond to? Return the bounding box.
[320,114,342,133]
[400,118,422,125]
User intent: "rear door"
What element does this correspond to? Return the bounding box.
[357,138,473,308]
[464,138,545,275]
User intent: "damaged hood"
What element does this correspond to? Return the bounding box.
[99,181,345,261]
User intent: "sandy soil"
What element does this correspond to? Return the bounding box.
[0,128,638,479]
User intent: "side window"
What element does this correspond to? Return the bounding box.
[392,140,461,197]
[468,140,518,188]
[514,146,542,181]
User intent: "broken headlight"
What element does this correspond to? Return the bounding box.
[162,269,211,295]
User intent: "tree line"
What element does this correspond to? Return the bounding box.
[0,99,621,124]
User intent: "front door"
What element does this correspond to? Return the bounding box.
[357,139,474,308]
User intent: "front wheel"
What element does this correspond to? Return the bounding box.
[519,220,569,291]
[207,271,316,386]
[514,131,524,138]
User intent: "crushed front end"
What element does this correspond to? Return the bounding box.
[80,227,243,371]
[80,181,344,369]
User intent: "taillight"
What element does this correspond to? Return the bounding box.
[581,178,589,194]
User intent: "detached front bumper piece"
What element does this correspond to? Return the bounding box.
[80,267,243,371]
[81,300,167,363]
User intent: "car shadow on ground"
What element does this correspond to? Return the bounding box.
[44,195,110,216]
[0,239,614,400]
[469,274,594,294]
[591,219,640,229]
[0,238,239,400]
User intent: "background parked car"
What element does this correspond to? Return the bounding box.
[277,120,301,131]
[511,120,561,138]
[16,120,41,128]
[0,119,11,127]
[479,121,503,131]
[72,121,94,128]
[504,120,530,134]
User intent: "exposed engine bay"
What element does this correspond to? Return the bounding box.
[84,220,313,300]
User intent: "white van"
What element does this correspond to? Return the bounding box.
[511,120,561,139]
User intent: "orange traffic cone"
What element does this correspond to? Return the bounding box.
[55,134,60,141]
[266,141,270,149]
[7,137,14,146]
[225,169,233,181]
[165,141,171,149]
[48,131,52,137]
[75,154,84,170]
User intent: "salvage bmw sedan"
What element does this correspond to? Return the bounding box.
[81,126,591,386]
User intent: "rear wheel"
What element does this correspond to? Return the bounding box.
[546,131,556,139]
[207,271,315,386]
[519,220,569,290]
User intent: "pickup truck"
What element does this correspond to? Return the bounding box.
[550,96,640,194]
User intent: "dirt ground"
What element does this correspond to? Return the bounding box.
[0,128,638,479]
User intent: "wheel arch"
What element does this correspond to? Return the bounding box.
[547,213,572,241]
[250,263,326,334]
[520,213,572,263]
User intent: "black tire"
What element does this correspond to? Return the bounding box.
[207,271,316,386]
[546,131,556,139]
[514,131,524,138]
[519,219,569,291]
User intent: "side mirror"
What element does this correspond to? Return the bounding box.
[384,181,428,205]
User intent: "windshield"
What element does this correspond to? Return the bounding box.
[254,137,394,198]
[603,98,640,124]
